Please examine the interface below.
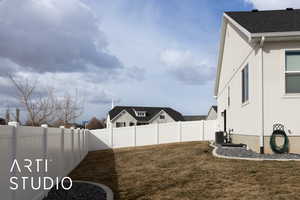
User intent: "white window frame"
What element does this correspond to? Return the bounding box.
[284,51,300,96]
[241,64,249,105]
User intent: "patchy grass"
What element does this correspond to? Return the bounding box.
[70,142,300,200]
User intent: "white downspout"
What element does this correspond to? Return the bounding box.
[260,36,265,154]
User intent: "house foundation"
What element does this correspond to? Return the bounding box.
[231,134,300,154]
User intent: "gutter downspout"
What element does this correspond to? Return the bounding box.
[260,36,265,154]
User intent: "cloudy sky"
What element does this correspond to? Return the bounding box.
[0,0,299,122]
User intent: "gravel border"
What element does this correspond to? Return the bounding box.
[43,180,113,200]
[74,181,114,200]
[210,142,300,161]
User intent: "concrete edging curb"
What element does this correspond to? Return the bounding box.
[73,180,114,200]
[209,142,300,161]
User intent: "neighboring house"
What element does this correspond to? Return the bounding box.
[215,8,300,154]
[106,106,184,128]
[183,115,207,121]
[207,106,217,120]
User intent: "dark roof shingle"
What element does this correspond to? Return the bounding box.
[226,9,300,33]
[183,115,207,121]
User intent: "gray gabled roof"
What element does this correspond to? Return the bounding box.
[211,105,217,112]
[109,106,184,122]
[226,9,300,33]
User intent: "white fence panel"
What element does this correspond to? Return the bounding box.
[89,129,110,151]
[0,125,88,200]
[47,127,64,181]
[112,127,135,148]
[88,120,217,151]
[158,122,179,144]
[181,121,203,142]
[16,126,45,200]
[136,124,157,146]
[204,120,217,141]
[0,126,14,200]
[64,128,73,174]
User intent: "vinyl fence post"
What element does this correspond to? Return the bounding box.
[178,121,182,142]
[8,122,18,200]
[84,129,88,154]
[156,123,159,144]
[70,127,75,166]
[202,120,205,141]
[134,126,137,147]
[110,125,113,148]
[77,128,81,160]
[41,124,48,183]
[60,126,65,175]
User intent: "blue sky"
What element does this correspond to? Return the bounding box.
[0,0,299,122]
[82,0,252,117]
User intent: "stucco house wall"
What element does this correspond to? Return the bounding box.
[263,41,300,135]
[216,22,262,138]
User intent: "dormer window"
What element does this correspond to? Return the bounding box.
[136,111,146,117]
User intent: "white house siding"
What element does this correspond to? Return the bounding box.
[263,41,300,136]
[217,22,262,137]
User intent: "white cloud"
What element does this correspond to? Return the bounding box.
[160,49,215,85]
[0,0,122,73]
[245,0,300,10]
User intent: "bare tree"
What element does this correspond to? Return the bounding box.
[9,75,58,126]
[56,91,84,126]
[86,117,105,130]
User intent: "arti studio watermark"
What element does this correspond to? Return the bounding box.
[9,159,72,190]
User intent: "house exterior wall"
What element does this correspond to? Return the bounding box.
[111,111,137,128]
[149,110,175,124]
[207,108,217,120]
[217,21,300,153]
[216,22,262,137]
[262,41,300,136]
[110,110,176,128]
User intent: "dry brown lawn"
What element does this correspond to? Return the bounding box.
[70,142,300,200]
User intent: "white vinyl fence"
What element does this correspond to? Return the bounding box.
[89,120,217,151]
[0,124,88,200]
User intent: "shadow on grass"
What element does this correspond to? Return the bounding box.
[69,134,120,199]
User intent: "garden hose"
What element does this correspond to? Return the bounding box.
[270,130,289,154]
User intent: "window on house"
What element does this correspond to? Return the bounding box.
[116,122,126,127]
[286,51,300,93]
[160,115,165,119]
[129,122,135,126]
[136,111,146,117]
[242,64,249,103]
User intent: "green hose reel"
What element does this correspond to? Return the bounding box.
[270,124,289,154]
